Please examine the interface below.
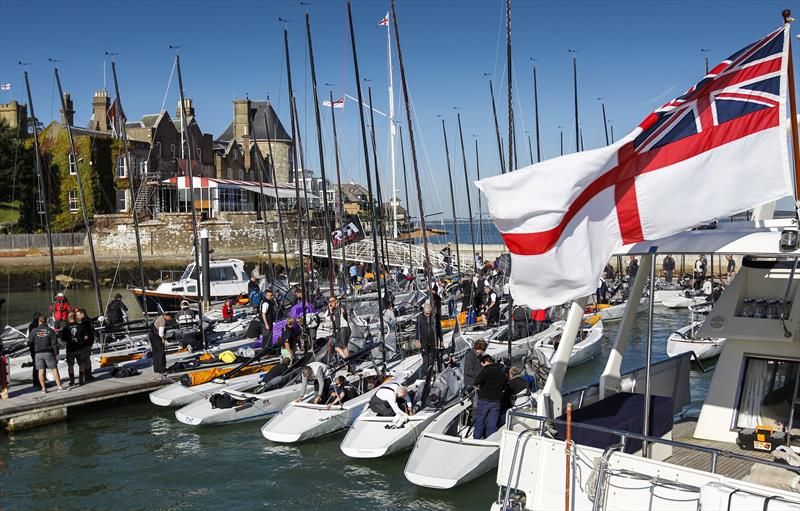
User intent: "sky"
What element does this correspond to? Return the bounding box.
[0,0,797,223]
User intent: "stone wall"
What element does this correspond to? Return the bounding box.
[91,211,321,257]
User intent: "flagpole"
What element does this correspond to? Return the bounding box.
[599,97,609,146]
[386,12,398,239]
[783,10,800,201]
[570,49,580,152]
[532,60,541,162]
[329,90,348,292]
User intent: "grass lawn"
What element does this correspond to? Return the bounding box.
[0,200,20,223]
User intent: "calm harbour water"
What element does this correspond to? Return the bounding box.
[0,289,710,511]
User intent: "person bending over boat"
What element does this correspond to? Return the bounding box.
[281,317,301,360]
[326,375,358,409]
[259,357,291,385]
[463,339,487,388]
[368,382,413,417]
[28,313,64,394]
[472,355,507,439]
[298,365,329,404]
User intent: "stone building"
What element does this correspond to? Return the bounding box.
[216,99,293,183]
[339,182,370,214]
[0,100,27,133]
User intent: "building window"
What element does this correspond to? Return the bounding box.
[170,143,176,159]
[196,147,201,161]
[735,356,800,430]
[238,169,244,181]
[232,151,238,161]
[226,167,232,180]
[249,170,254,182]
[155,141,162,158]
[69,153,77,175]
[68,190,79,212]
[117,189,128,212]
[117,156,127,179]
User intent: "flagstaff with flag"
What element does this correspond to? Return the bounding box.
[478,25,794,309]
[379,10,399,239]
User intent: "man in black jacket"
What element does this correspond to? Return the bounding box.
[460,276,475,316]
[416,303,439,377]
[463,339,487,388]
[75,309,95,382]
[662,255,676,283]
[472,355,507,439]
[28,313,64,394]
[105,293,128,331]
[62,311,83,386]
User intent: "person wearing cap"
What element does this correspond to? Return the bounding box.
[176,300,196,325]
[105,293,128,331]
[472,354,507,439]
[50,293,71,330]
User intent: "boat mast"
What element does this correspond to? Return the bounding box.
[505,0,514,171]
[23,70,57,296]
[328,91,348,292]
[283,28,309,331]
[174,53,207,349]
[457,112,477,272]
[347,0,387,351]
[398,124,413,270]
[54,68,103,317]
[291,96,317,295]
[440,118,461,273]
[599,97,609,146]
[262,98,291,286]
[367,86,390,275]
[570,49,580,152]
[475,137,484,257]
[110,59,148,319]
[305,13,335,297]
[489,79,506,174]
[390,0,433,296]
[384,11,398,239]
[532,60,541,162]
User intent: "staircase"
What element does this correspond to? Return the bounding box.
[132,172,161,215]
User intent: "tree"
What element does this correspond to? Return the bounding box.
[0,118,37,231]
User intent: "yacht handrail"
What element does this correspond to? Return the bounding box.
[506,409,800,476]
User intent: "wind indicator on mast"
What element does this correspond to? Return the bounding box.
[569,49,580,152]
[598,97,609,146]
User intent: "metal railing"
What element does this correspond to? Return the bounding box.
[498,409,800,510]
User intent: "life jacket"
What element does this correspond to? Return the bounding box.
[52,299,70,321]
[222,303,234,320]
[249,290,262,307]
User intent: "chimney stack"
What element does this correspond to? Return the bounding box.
[90,90,110,132]
[177,98,194,120]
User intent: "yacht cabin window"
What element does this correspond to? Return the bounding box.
[181,264,237,282]
[735,356,800,433]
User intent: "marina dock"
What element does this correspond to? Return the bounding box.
[0,369,174,432]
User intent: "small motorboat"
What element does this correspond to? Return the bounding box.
[583,298,647,322]
[340,365,464,459]
[666,321,726,360]
[530,318,604,368]
[260,355,422,443]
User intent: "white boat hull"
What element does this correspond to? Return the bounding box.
[149,372,264,407]
[666,322,725,360]
[175,383,304,426]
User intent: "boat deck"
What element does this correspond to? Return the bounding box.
[0,368,177,432]
[666,419,775,480]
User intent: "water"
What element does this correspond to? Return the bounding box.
[417,220,504,247]
[0,302,710,510]
[2,288,143,329]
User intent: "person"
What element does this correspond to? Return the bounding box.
[627,256,639,282]
[694,255,707,290]
[463,339,487,388]
[245,317,265,342]
[441,243,453,275]
[50,292,71,330]
[505,366,531,408]
[61,311,83,386]
[105,293,128,331]
[281,317,300,360]
[483,286,499,326]
[416,303,439,377]
[259,357,291,385]
[349,264,359,286]
[327,375,358,408]
[726,255,736,283]
[28,313,64,394]
[368,381,413,417]
[595,273,609,305]
[474,251,483,268]
[293,287,304,305]
[222,298,235,322]
[298,365,329,404]
[604,262,616,281]
[75,309,95,381]
[383,300,397,333]
[532,308,547,333]
[26,312,41,389]
[323,296,350,361]
[431,284,443,327]
[248,275,260,295]
[460,275,475,317]
[149,312,174,375]
[472,355,507,439]
[260,289,277,333]
[662,255,676,283]
[511,305,530,340]
[176,300,196,325]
